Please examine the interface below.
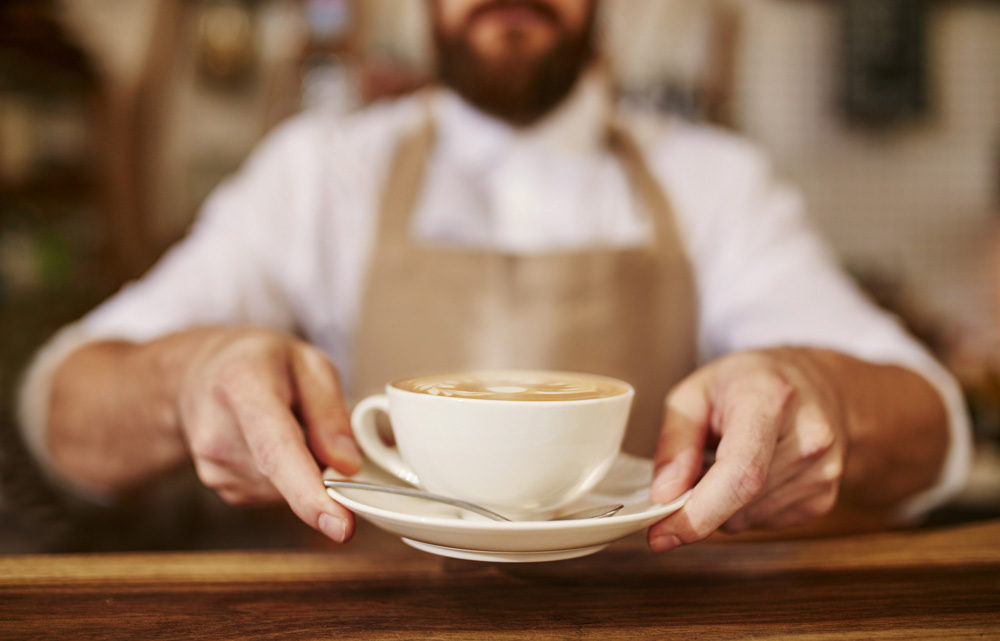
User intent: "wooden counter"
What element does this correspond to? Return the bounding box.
[2,520,999,640]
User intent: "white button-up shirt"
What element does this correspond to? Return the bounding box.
[19,74,971,517]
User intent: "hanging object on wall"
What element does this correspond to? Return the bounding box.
[840,0,929,126]
[195,0,256,88]
[300,0,359,114]
[305,0,352,45]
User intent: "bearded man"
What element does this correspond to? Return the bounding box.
[20,0,969,551]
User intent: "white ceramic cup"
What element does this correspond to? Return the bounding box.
[350,371,634,518]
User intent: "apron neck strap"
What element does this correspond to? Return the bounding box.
[603,115,686,254]
[376,93,683,253]
[376,98,436,246]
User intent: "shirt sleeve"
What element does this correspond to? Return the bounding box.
[77,143,303,343]
[17,120,308,492]
[689,142,972,521]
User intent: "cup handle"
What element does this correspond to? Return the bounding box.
[350,394,420,487]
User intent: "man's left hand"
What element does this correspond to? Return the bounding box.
[647,349,850,552]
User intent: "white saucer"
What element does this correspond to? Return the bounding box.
[401,538,609,563]
[324,454,689,563]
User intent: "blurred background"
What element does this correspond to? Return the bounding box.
[1,0,998,550]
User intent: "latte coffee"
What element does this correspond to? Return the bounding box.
[394,370,630,402]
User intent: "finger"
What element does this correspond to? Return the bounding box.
[651,371,712,503]
[185,408,280,496]
[728,481,833,532]
[185,410,277,489]
[724,471,817,532]
[727,404,839,530]
[648,375,793,551]
[758,490,839,531]
[290,343,361,475]
[194,459,282,505]
[757,402,835,497]
[729,451,842,531]
[221,373,355,543]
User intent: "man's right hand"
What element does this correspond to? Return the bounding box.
[47,327,361,543]
[177,328,361,542]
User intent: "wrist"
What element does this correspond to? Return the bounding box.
[782,348,948,508]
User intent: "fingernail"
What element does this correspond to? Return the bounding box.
[651,462,679,502]
[318,513,349,543]
[331,433,363,470]
[649,534,682,553]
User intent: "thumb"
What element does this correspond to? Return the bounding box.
[651,370,711,503]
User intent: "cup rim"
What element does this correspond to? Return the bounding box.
[387,369,635,405]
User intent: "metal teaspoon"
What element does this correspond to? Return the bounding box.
[323,479,624,522]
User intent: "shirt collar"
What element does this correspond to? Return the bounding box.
[432,65,612,170]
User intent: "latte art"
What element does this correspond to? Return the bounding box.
[394,370,630,401]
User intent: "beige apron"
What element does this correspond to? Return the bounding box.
[351,102,697,456]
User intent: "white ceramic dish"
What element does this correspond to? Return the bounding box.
[324,453,689,563]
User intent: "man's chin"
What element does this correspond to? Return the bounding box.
[434,20,595,125]
[472,48,552,74]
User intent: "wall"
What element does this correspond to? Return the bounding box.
[735,1,1000,352]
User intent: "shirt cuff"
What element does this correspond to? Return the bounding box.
[890,354,973,522]
[16,324,115,505]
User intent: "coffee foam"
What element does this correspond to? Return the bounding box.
[394,370,629,402]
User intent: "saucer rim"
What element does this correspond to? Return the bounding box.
[325,485,690,533]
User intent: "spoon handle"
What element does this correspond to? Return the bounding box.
[323,480,511,522]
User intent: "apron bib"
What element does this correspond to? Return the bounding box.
[351,100,697,456]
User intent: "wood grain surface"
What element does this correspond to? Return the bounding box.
[2,520,999,640]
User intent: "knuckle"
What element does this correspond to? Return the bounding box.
[212,348,294,404]
[194,468,219,490]
[664,374,696,406]
[731,460,768,504]
[191,434,235,466]
[232,328,282,352]
[193,462,224,490]
[800,424,836,462]
[730,369,796,410]
[768,376,797,409]
[819,458,844,483]
[725,350,768,371]
[260,336,294,367]
[211,380,230,406]
[250,438,280,477]
[187,430,209,457]
[212,366,245,403]
[306,345,342,382]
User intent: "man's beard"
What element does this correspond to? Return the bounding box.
[433,6,596,125]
